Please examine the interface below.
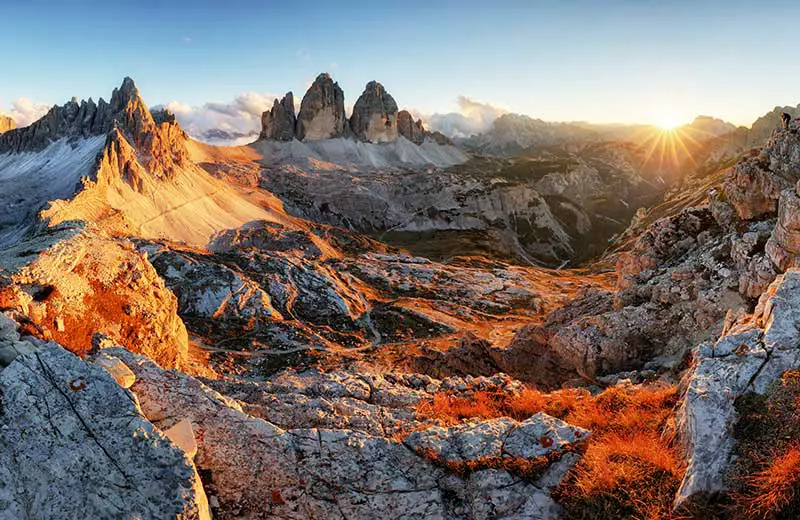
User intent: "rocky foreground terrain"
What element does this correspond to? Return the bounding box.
[1,76,800,519]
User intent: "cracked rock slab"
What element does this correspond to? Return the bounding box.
[0,340,207,519]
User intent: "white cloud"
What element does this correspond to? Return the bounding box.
[417,96,508,138]
[157,92,279,141]
[1,98,52,127]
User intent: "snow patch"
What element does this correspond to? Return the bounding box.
[0,136,105,247]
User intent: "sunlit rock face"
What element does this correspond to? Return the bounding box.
[0,114,14,134]
[350,81,398,143]
[0,224,190,369]
[296,73,346,141]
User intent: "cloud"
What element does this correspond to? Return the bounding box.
[182,36,193,43]
[420,96,508,138]
[1,98,52,127]
[157,92,278,143]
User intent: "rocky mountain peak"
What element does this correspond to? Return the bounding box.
[260,92,296,141]
[397,110,425,144]
[350,80,399,143]
[0,77,182,155]
[0,114,14,134]
[296,72,346,141]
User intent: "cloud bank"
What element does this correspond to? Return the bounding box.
[1,98,52,127]
[156,92,280,143]
[421,96,508,138]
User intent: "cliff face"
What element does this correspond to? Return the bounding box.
[296,73,346,141]
[260,92,296,141]
[349,81,398,143]
[0,114,14,134]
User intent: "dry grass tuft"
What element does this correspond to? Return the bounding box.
[729,370,800,519]
[738,445,800,518]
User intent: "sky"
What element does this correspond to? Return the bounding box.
[2,0,800,134]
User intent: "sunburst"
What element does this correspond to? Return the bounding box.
[631,120,718,172]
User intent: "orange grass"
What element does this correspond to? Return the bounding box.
[739,445,800,518]
[416,384,683,519]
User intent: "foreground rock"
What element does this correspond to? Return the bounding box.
[0,224,190,369]
[675,269,800,507]
[103,346,584,519]
[0,318,208,519]
[349,81,398,143]
[296,73,346,141]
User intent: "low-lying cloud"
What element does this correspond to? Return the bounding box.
[157,92,280,143]
[421,96,508,138]
[1,98,52,127]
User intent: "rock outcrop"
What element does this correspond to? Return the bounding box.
[0,114,14,134]
[260,92,296,141]
[296,73,346,141]
[0,320,209,519]
[0,224,190,369]
[676,269,800,507]
[766,182,800,270]
[349,81,398,143]
[102,346,585,519]
[397,110,426,144]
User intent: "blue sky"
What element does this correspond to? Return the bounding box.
[1,0,799,129]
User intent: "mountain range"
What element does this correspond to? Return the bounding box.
[0,73,799,519]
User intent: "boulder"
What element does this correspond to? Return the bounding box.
[404,413,589,463]
[103,347,583,519]
[349,81,398,143]
[296,73,346,141]
[260,92,296,141]
[0,340,209,519]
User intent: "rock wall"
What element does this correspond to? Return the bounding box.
[260,92,296,141]
[296,73,346,141]
[349,81,398,143]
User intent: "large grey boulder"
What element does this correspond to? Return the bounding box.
[296,73,346,141]
[404,412,589,463]
[766,184,800,270]
[260,92,296,141]
[349,81,398,143]
[0,339,209,519]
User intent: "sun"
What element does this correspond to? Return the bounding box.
[656,114,680,131]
